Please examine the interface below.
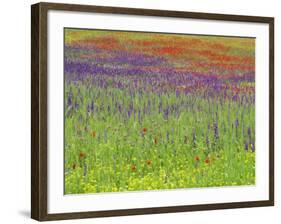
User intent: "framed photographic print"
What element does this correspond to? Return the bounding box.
[31,2,274,221]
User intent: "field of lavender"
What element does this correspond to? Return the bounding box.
[64,29,255,194]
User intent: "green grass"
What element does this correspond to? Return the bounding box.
[64,81,255,194]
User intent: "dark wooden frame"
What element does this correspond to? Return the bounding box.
[31,2,274,221]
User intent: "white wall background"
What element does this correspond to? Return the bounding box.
[0,0,279,223]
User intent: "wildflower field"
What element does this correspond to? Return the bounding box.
[64,28,255,194]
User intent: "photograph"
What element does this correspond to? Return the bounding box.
[64,28,256,194]
[30,2,274,221]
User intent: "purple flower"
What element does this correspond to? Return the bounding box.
[176,90,180,97]
[87,104,91,114]
[90,100,94,112]
[247,127,252,138]
[214,122,219,141]
[244,141,249,151]
[235,118,239,128]
[250,141,255,152]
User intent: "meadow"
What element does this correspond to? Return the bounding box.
[64,29,255,194]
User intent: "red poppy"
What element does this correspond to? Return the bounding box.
[142,128,148,134]
[195,156,200,162]
[79,151,86,159]
[158,47,183,55]
[146,160,152,166]
[205,158,210,164]
[131,165,137,172]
